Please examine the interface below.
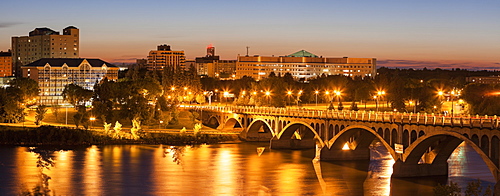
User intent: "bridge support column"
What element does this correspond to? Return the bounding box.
[318,147,370,161]
[270,138,316,149]
[392,160,448,177]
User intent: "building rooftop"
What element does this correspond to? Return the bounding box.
[287,50,319,58]
[0,51,11,57]
[23,58,117,67]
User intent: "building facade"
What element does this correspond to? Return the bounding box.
[466,76,500,84]
[195,45,236,78]
[0,51,12,77]
[147,44,185,71]
[236,50,376,80]
[12,26,79,76]
[21,58,119,105]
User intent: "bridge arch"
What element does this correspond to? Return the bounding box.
[242,118,275,142]
[206,115,221,129]
[276,121,325,147]
[222,117,243,130]
[325,125,398,161]
[402,131,499,180]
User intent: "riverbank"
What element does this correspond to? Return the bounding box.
[0,125,241,146]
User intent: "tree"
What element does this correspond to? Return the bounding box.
[8,77,39,104]
[35,105,48,125]
[0,87,25,123]
[62,84,93,107]
[433,181,461,196]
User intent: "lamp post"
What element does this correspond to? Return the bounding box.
[287,91,293,107]
[374,95,379,111]
[297,90,303,108]
[265,91,271,106]
[204,91,213,105]
[377,91,385,110]
[89,116,96,130]
[223,91,229,105]
[315,90,319,106]
[437,90,444,113]
[159,120,163,129]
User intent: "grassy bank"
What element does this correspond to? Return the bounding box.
[0,125,240,146]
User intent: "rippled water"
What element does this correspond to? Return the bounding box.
[0,142,495,195]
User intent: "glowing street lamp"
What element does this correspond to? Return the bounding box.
[287,90,293,107]
[223,91,229,105]
[265,91,271,105]
[297,90,303,108]
[314,90,319,106]
[89,116,96,130]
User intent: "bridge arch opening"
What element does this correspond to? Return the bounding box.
[243,119,274,142]
[206,115,220,129]
[403,130,409,148]
[396,132,499,181]
[222,117,243,131]
[322,125,398,161]
[271,122,324,149]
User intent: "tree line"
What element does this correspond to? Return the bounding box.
[2,66,500,124]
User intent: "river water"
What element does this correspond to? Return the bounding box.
[0,142,495,196]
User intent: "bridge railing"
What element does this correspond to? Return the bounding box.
[184,105,500,129]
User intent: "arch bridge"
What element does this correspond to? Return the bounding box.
[188,105,500,191]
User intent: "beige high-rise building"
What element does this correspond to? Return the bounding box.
[147,44,185,71]
[236,50,376,80]
[11,26,79,76]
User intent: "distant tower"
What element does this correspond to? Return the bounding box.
[206,44,215,57]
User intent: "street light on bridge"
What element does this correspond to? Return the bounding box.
[314,90,319,106]
[265,91,271,106]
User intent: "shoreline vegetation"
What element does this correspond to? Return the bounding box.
[0,125,241,146]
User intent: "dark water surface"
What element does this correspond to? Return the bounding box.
[0,142,495,195]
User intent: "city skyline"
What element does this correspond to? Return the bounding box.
[1,0,499,69]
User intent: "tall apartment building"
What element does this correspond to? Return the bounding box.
[236,50,376,80]
[147,44,185,71]
[21,58,119,105]
[0,50,13,77]
[195,45,236,78]
[11,26,79,76]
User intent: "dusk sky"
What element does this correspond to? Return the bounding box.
[1,0,499,69]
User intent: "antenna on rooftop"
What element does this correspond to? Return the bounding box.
[246,46,249,57]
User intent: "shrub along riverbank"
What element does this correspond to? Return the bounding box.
[0,125,240,146]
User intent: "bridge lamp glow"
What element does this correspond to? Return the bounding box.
[298,90,303,95]
[171,86,176,91]
[342,143,350,150]
[287,91,293,95]
[265,91,271,96]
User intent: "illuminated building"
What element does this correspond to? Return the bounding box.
[236,50,376,80]
[11,26,79,76]
[466,76,500,84]
[195,45,236,78]
[21,58,119,105]
[147,44,185,71]
[0,50,13,77]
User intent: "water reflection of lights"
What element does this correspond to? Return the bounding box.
[363,143,394,196]
[215,149,236,195]
[84,145,102,195]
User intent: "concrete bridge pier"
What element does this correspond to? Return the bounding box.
[270,138,316,149]
[318,147,371,161]
[391,160,448,177]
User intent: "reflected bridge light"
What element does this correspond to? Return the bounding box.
[342,143,350,150]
